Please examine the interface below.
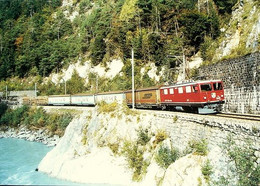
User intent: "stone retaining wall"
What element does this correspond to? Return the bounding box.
[149,111,260,166]
[196,52,260,114]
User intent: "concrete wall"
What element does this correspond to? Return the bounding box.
[0,90,36,98]
[9,90,36,97]
[196,52,260,114]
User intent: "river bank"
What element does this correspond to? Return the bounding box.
[0,126,60,147]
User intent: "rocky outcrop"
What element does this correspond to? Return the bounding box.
[37,104,260,185]
[38,108,135,185]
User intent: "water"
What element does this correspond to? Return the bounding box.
[0,138,112,185]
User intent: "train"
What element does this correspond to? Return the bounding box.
[22,80,225,114]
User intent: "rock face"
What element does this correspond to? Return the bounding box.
[213,0,260,61]
[162,155,207,186]
[37,104,260,185]
[38,109,133,185]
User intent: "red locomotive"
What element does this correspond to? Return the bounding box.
[126,80,225,114]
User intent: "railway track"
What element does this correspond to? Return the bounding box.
[215,113,260,122]
[40,105,260,122]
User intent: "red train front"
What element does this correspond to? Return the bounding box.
[159,80,225,114]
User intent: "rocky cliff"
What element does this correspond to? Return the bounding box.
[38,104,260,185]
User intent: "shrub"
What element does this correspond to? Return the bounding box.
[122,141,149,181]
[222,137,260,186]
[154,130,168,145]
[108,143,119,155]
[97,101,118,113]
[202,159,213,183]
[58,112,73,130]
[0,103,8,118]
[0,106,73,136]
[22,107,47,127]
[0,105,29,127]
[173,115,178,122]
[188,139,208,156]
[137,128,151,146]
[155,145,179,169]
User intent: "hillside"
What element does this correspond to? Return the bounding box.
[0,0,259,95]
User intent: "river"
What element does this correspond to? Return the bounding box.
[0,138,114,185]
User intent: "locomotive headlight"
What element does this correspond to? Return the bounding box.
[221,95,224,97]
[211,93,216,98]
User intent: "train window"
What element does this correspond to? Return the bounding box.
[193,86,199,92]
[169,88,174,94]
[178,87,183,94]
[186,86,192,93]
[201,84,212,91]
[213,82,223,90]
[164,89,168,95]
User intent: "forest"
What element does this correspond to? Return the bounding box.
[0,0,241,94]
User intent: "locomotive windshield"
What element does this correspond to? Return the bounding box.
[200,84,212,91]
[213,82,223,90]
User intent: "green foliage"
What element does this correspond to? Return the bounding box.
[179,11,220,52]
[154,130,168,145]
[0,106,73,136]
[0,105,29,127]
[97,101,118,113]
[122,141,149,181]
[200,36,217,62]
[119,0,139,22]
[188,139,208,156]
[0,0,76,79]
[0,0,237,87]
[108,143,120,155]
[38,79,62,95]
[213,0,238,14]
[220,136,260,186]
[79,0,93,14]
[22,106,47,128]
[0,103,8,118]
[173,115,178,122]
[137,128,151,146]
[66,70,86,94]
[202,159,213,183]
[155,145,179,169]
[89,35,106,65]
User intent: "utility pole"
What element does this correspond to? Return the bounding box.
[64,80,67,95]
[131,48,135,109]
[96,76,98,94]
[62,78,66,95]
[35,83,37,97]
[5,85,7,100]
[182,48,186,81]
